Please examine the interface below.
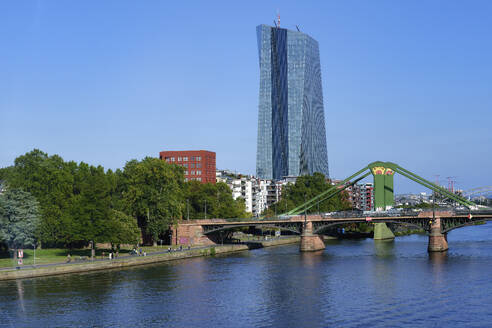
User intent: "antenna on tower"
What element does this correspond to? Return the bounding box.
[296,25,301,32]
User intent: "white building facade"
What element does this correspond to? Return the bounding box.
[216,170,290,217]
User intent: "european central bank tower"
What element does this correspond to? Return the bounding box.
[256,24,329,180]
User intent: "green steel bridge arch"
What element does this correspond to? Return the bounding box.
[284,161,477,216]
[463,186,492,199]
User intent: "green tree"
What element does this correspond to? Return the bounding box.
[121,157,185,244]
[3,149,139,249]
[263,173,351,217]
[6,149,74,246]
[105,209,141,248]
[0,166,14,182]
[0,189,40,251]
[184,181,248,219]
[69,163,112,249]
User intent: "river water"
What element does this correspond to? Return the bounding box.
[2,223,492,327]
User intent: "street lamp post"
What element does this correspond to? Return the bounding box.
[304,194,307,225]
[432,191,436,222]
[303,194,309,236]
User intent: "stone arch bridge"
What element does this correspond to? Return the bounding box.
[171,210,492,253]
[172,161,491,253]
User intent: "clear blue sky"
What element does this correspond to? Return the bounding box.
[1,1,491,193]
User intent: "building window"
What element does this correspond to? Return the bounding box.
[197,170,201,175]
[183,164,188,168]
[183,157,188,161]
[197,178,201,182]
[196,156,201,161]
[185,178,188,182]
[197,163,201,168]
[190,163,195,168]
[191,170,195,175]
[178,157,182,162]
[171,157,175,162]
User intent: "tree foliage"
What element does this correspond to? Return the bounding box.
[1,150,147,247]
[105,209,141,246]
[120,157,185,242]
[262,173,352,217]
[0,149,255,247]
[184,181,249,219]
[0,189,40,249]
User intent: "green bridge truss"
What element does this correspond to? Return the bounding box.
[284,161,476,216]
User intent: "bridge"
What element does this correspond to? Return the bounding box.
[171,161,492,253]
[463,186,492,200]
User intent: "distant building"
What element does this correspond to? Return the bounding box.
[216,170,290,217]
[345,182,374,211]
[395,193,426,207]
[160,150,216,183]
[256,24,329,180]
[216,170,254,212]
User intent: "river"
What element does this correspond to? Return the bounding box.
[2,223,492,327]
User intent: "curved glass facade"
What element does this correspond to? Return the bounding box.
[256,24,329,180]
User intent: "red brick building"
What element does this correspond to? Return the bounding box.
[159,150,216,184]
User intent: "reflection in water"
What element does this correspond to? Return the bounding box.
[1,223,492,327]
[428,251,448,266]
[16,279,25,314]
[371,241,397,305]
[374,240,395,258]
[428,251,448,284]
[300,251,325,267]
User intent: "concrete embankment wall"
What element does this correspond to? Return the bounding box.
[0,237,300,281]
[0,244,249,281]
[258,236,300,247]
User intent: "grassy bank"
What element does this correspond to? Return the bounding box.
[0,237,301,281]
[0,245,185,269]
[0,244,250,281]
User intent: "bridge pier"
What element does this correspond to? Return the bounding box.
[300,221,325,252]
[428,217,448,252]
[373,223,395,241]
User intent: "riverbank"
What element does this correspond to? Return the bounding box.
[0,237,300,281]
[242,236,301,248]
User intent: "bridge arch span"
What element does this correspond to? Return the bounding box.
[440,217,490,234]
[203,223,302,236]
[312,219,429,235]
[382,220,429,232]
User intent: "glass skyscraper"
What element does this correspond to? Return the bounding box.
[256,24,329,180]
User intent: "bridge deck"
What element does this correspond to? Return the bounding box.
[178,214,492,227]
